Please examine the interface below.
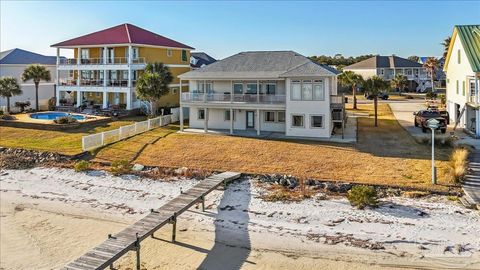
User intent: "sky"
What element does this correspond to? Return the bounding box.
[1,1,479,59]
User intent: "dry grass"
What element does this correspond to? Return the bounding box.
[135,104,456,191]
[446,148,469,183]
[261,184,313,202]
[0,116,148,155]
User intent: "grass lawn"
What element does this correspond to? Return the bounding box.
[0,116,148,155]
[135,104,455,192]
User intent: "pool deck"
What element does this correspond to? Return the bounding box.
[0,111,110,130]
[13,111,108,124]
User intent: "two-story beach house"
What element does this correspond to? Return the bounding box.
[444,25,480,137]
[51,23,193,110]
[178,51,343,139]
[344,55,430,92]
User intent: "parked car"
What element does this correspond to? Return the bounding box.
[365,92,389,100]
[413,110,447,133]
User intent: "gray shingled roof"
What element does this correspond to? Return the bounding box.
[0,48,60,65]
[179,51,338,79]
[191,52,216,68]
[344,55,422,69]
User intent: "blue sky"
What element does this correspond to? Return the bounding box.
[1,1,479,59]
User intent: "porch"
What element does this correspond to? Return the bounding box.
[57,90,131,110]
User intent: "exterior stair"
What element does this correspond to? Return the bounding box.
[463,151,480,209]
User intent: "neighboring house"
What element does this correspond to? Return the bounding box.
[0,48,62,110]
[190,52,216,69]
[344,55,431,92]
[178,51,343,139]
[51,23,194,110]
[418,56,446,86]
[444,25,480,137]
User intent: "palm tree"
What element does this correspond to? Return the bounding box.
[22,64,51,111]
[423,57,438,92]
[441,36,451,58]
[391,74,408,96]
[136,62,173,116]
[0,77,22,113]
[338,71,363,109]
[363,76,389,127]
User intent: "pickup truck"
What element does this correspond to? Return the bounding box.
[413,110,447,133]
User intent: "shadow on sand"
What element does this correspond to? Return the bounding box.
[197,179,252,270]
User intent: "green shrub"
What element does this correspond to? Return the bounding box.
[48,97,56,111]
[0,113,16,120]
[54,116,78,124]
[14,101,31,112]
[74,160,89,172]
[110,159,132,175]
[347,185,379,209]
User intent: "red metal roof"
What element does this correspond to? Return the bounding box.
[51,23,194,49]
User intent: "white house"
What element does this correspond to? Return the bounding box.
[0,48,61,110]
[444,25,480,137]
[344,55,431,92]
[178,51,343,139]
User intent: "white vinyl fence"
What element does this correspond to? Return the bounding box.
[82,115,172,151]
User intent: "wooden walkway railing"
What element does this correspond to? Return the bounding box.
[62,171,241,270]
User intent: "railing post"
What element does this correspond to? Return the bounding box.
[135,233,140,270]
[101,132,105,146]
[171,212,177,242]
[82,136,86,151]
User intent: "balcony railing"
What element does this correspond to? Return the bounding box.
[181,93,286,104]
[59,57,146,65]
[58,79,136,87]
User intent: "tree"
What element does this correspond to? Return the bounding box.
[22,64,51,111]
[0,77,22,113]
[136,62,173,116]
[407,56,419,63]
[338,71,363,109]
[390,74,408,95]
[423,57,438,92]
[441,36,451,58]
[363,76,389,127]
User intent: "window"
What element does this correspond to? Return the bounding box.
[246,83,258,94]
[310,115,324,128]
[277,111,285,123]
[181,50,187,62]
[406,69,412,75]
[198,109,205,120]
[456,80,459,94]
[224,110,235,121]
[233,83,243,94]
[463,81,466,96]
[291,114,304,128]
[471,80,476,96]
[197,82,213,93]
[80,49,89,59]
[313,80,324,100]
[302,80,313,100]
[458,49,461,64]
[264,111,275,122]
[167,49,173,57]
[170,87,178,94]
[291,81,301,100]
[266,83,276,95]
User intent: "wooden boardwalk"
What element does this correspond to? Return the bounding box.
[63,171,241,270]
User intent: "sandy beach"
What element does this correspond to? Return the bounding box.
[1,167,479,270]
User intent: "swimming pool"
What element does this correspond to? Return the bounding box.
[29,112,86,120]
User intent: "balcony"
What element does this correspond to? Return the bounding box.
[58,79,137,88]
[181,93,286,105]
[59,57,146,65]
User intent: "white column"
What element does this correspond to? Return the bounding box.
[203,80,207,102]
[102,91,108,109]
[56,48,60,85]
[126,91,132,110]
[256,109,260,136]
[475,76,479,104]
[179,79,183,103]
[476,108,480,138]
[128,45,132,88]
[230,108,234,134]
[180,106,184,131]
[204,108,208,133]
[77,91,82,107]
[230,80,233,102]
[56,87,60,106]
[103,47,107,87]
[257,80,260,103]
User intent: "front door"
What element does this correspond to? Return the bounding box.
[246,111,255,129]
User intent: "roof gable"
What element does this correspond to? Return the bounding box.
[190,52,216,68]
[52,23,194,49]
[445,25,480,72]
[0,48,58,65]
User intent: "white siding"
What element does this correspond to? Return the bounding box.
[342,68,378,79]
[445,34,475,127]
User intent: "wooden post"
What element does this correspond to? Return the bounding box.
[223,179,227,190]
[171,212,177,242]
[201,195,205,212]
[135,233,140,270]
